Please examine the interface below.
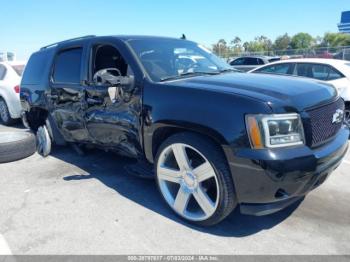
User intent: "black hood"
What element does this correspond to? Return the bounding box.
[164,73,337,112]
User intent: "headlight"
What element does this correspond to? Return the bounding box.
[246,113,305,149]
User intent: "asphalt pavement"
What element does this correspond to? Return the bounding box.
[0,123,349,255]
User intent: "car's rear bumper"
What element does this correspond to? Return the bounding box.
[224,126,349,216]
[6,94,21,119]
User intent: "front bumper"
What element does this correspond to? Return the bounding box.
[224,126,349,216]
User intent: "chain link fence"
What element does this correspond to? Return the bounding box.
[218,46,350,62]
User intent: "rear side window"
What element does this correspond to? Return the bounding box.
[295,63,344,81]
[255,63,292,75]
[53,48,82,84]
[294,64,313,78]
[327,66,344,81]
[256,58,265,65]
[22,50,52,85]
[245,58,259,65]
[311,65,331,80]
[0,65,6,80]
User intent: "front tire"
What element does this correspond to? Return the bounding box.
[0,98,15,126]
[155,132,237,226]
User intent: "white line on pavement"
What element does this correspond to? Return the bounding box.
[0,234,12,255]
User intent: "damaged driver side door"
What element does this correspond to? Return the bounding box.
[83,42,143,158]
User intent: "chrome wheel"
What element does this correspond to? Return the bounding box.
[36,125,51,157]
[0,99,9,123]
[157,143,220,222]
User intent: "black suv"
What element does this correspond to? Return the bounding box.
[20,35,348,226]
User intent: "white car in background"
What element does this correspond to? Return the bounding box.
[248,58,350,125]
[0,61,26,125]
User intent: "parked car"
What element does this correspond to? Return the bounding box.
[248,58,350,126]
[0,61,25,125]
[229,56,280,72]
[20,36,348,226]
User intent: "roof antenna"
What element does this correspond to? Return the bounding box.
[181,34,186,40]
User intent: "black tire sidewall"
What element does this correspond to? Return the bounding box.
[0,132,36,163]
[0,98,14,126]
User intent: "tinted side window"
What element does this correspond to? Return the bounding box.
[296,64,345,81]
[245,58,259,65]
[231,58,245,65]
[311,64,330,80]
[22,49,53,85]
[295,63,313,78]
[0,65,6,80]
[327,66,344,81]
[256,63,292,75]
[53,48,82,84]
[257,58,265,65]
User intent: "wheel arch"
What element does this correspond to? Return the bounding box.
[0,90,10,104]
[25,106,49,132]
[145,121,229,164]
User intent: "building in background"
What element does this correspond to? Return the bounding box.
[338,11,350,33]
[0,51,16,62]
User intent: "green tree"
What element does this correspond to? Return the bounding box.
[243,35,272,53]
[321,32,350,47]
[212,39,229,57]
[291,33,314,49]
[230,36,243,55]
[256,35,273,51]
[274,33,291,50]
[230,36,242,47]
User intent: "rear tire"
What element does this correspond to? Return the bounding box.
[36,125,52,157]
[155,132,237,226]
[0,98,15,126]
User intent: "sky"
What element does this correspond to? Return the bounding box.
[1,0,349,60]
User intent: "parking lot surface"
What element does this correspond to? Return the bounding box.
[0,123,349,255]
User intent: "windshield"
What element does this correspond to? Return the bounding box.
[128,38,233,82]
[11,64,25,76]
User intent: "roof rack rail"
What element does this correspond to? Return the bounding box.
[40,35,96,50]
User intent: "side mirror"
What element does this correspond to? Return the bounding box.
[107,76,135,103]
[94,69,135,92]
[100,73,135,92]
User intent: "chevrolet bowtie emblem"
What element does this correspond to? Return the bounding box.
[332,109,344,124]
